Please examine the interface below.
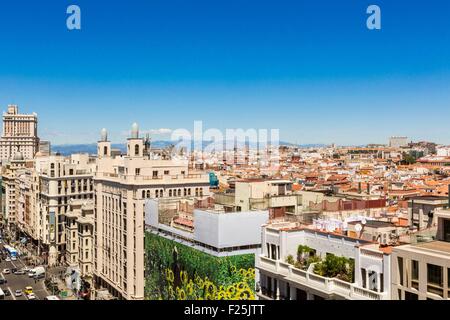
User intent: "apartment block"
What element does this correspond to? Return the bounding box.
[93,124,211,300]
[391,208,450,300]
[34,153,96,266]
[256,222,391,300]
[1,153,32,234]
[65,199,95,295]
[215,178,301,218]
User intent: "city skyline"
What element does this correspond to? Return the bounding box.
[2,0,450,304]
[0,0,449,145]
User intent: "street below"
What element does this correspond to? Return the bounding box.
[1,242,50,300]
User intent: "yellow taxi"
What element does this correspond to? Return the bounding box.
[24,286,33,295]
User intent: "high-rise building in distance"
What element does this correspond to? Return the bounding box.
[0,105,39,162]
[389,136,408,149]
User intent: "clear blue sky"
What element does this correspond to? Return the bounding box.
[0,0,449,145]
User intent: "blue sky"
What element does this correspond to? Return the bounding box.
[0,0,449,145]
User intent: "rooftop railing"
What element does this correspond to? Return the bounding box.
[257,255,386,300]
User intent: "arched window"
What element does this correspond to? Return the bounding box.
[195,188,199,197]
[104,146,108,155]
[135,144,140,156]
[169,190,172,197]
[155,190,159,198]
[178,189,181,196]
[146,190,150,198]
[199,188,203,196]
[142,190,145,198]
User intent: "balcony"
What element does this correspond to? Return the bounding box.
[256,255,387,300]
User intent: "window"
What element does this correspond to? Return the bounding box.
[134,144,140,156]
[361,268,367,288]
[397,257,404,286]
[164,170,169,175]
[427,264,443,286]
[152,171,158,178]
[448,268,450,288]
[169,190,172,197]
[296,288,307,300]
[427,263,444,296]
[411,260,419,289]
[104,146,108,155]
[405,291,418,300]
[135,168,140,176]
[444,219,450,242]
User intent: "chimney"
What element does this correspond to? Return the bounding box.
[367,183,370,195]
[358,182,362,194]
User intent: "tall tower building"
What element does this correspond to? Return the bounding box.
[0,105,39,162]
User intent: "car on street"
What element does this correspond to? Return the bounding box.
[14,289,22,297]
[5,257,10,262]
[11,256,17,261]
[11,268,17,273]
[29,266,45,279]
[27,293,37,300]
[2,288,11,296]
[2,269,11,275]
[14,270,25,275]
[24,286,33,295]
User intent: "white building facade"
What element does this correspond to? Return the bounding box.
[93,124,211,300]
[256,222,391,300]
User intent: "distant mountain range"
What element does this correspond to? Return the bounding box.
[52,141,328,156]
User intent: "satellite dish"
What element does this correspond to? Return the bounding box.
[327,225,335,232]
[361,218,367,225]
[355,224,363,232]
